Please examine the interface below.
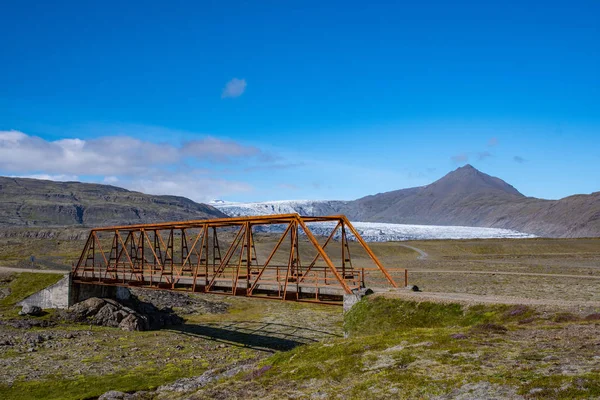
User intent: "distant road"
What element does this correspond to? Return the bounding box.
[398,244,429,260]
[410,269,600,280]
[375,288,600,309]
[0,266,68,275]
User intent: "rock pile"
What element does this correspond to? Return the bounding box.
[7,284,228,333]
[65,298,149,331]
[18,304,43,316]
[63,296,183,331]
[129,288,229,315]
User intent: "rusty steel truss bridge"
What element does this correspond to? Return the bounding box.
[72,214,406,305]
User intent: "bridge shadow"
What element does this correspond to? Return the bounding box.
[169,321,342,352]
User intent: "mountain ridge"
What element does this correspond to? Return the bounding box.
[0,176,226,227]
[212,165,600,238]
[336,165,599,237]
[1,166,598,238]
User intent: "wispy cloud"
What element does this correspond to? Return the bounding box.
[0,131,176,176]
[125,172,253,202]
[278,183,299,191]
[0,130,274,202]
[451,153,469,163]
[182,137,260,162]
[488,137,498,147]
[11,173,79,182]
[221,78,247,99]
[478,151,493,161]
[513,156,527,163]
[0,130,265,175]
[244,162,305,172]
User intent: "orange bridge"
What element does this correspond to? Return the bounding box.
[72,214,406,304]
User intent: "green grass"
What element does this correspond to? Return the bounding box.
[0,360,207,400]
[0,272,64,307]
[343,296,535,336]
[258,328,469,396]
[516,373,600,398]
[215,297,583,399]
[254,299,502,393]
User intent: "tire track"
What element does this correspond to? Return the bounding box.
[399,244,429,260]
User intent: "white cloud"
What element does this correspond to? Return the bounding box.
[0,131,174,176]
[182,136,259,162]
[478,151,493,160]
[0,130,27,144]
[451,153,469,163]
[0,130,285,202]
[278,183,299,191]
[221,78,247,99]
[125,174,253,203]
[11,174,79,182]
[0,130,263,176]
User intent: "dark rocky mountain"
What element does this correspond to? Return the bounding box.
[339,165,600,238]
[0,177,226,227]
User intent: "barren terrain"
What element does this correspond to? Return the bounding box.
[0,235,598,399]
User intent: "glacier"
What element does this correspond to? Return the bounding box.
[211,199,348,217]
[211,200,536,241]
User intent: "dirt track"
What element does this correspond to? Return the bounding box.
[410,269,600,280]
[398,244,429,259]
[0,266,67,275]
[375,288,600,311]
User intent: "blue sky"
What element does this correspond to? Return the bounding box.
[0,0,598,202]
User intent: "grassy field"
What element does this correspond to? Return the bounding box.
[392,237,600,304]
[201,297,600,399]
[0,228,86,270]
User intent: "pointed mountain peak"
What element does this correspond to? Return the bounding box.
[452,164,481,175]
[427,165,524,197]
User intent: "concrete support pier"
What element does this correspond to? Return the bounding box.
[343,288,374,313]
[18,274,131,309]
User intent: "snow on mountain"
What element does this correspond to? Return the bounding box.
[210,200,536,241]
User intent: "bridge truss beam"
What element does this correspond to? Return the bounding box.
[72,214,405,304]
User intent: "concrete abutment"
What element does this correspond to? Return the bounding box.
[18,273,131,309]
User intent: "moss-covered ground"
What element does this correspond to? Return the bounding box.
[186,296,600,399]
[0,272,341,400]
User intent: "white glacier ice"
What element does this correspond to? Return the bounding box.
[210,200,536,242]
